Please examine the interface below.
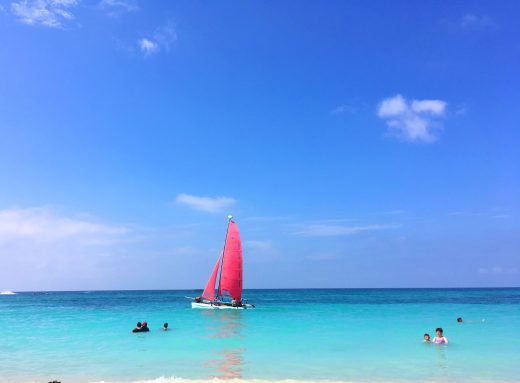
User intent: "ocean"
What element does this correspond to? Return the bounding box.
[1,288,519,383]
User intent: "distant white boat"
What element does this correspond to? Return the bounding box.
[0,290,16,295]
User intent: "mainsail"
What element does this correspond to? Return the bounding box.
[201,255,221,301]
[217,220,243,301]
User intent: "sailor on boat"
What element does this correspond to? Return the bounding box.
[188,216,254,309]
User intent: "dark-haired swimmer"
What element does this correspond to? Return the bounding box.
[132,321,150,333]
[432,328,448,344]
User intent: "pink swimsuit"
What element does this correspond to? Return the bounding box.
[433,337,446,344]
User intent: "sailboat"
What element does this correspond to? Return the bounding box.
[190,216,254,309]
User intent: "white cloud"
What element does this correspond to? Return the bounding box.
[411,100,446,115]
[0,207,129,244]
[175,193,236,213]
[377,94,447,143]
[138,38,159,56]
[99,0,138,15]
[138,21,177,56]
[294,223,399,237]
[10,0,78,28]
[460,13,495,30]
[378,95,407,116]
[0,207,152,291]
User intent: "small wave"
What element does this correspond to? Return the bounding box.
[0,290,16,295]
[91,378,353,383]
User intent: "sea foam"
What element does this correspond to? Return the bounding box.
[91,379,353,383]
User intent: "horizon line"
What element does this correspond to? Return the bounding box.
[4,286,520,293]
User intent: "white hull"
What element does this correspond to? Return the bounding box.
[191,302,253,310]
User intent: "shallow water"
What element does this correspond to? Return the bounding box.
[0,289,519,382]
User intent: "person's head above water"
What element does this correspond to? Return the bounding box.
[136,322,142,328]
[424,333,430,342]
[457,317,463,323]
[432,327,448,344]
[142,321,148,327]
[163,322,168,329]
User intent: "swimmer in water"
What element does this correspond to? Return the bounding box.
[424,333,431,343]
[457,317,463,323]
[163,322,169,331]
[432,327,448,344]
[132,322,142,333]
[132,321,149,333]
[140,321,150,332]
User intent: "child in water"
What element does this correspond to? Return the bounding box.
[432,327,448,344]
[424,333,431,343]
[163,322,169,331]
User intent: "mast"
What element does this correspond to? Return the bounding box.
[216,215,233,300]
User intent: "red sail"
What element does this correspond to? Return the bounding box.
[201,255,221,301]
[218,220,243,301]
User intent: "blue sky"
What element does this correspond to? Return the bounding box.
[0,0,519,291]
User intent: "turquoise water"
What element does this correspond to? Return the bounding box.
[1,289,519,383]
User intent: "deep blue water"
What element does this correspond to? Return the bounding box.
[1,288,519,382]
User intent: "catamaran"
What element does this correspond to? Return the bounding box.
[189,216,254,309]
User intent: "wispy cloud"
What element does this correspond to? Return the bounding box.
[455,104,468,116]
[305,252,341,261]
[331,104,356,115]
[138,38,159,56]
[294,223,399,237]
[382,210,407,215]
[242,216,291,222]
[491,214,510,219]
[10,0,78,28]
[244,240,273,250]
[460,13,496,31]
[377,94,447,143]
[175,193,236,213]
[447,211,480,217]
[308,218,357,224]
[478,266,518,275]
[138,21,177,56]
[0,207,151,290]
[447,208,511,220]
[243,239,279,263]
[98,0,138,16]
[0,207,130,244]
